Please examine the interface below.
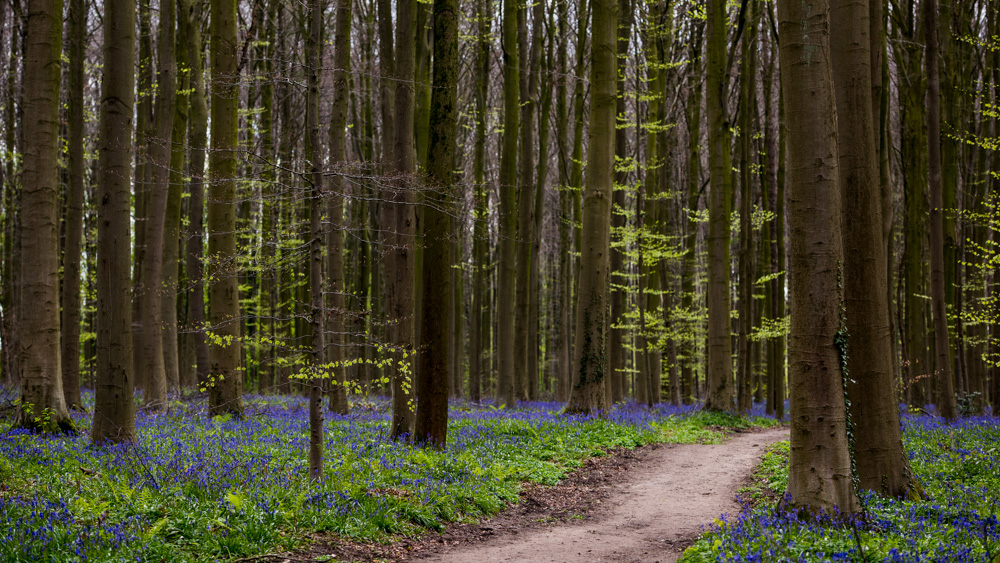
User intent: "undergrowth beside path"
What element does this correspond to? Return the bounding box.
[680,413,1000,562]
[0,391,777,562]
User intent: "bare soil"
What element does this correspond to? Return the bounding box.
[269,425,788,563]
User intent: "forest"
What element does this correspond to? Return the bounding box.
[0,0,999,559]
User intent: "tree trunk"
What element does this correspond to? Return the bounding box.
[564,0,615,415]
[16,0,73,432]
[830,0,913,497]
[61,0,86,409]
[91,0,136,445]
[185,0,209,390]
[327,0,351,415]
[306,0,325,480]
[389,0,417,437]
[470,0,490,404]
[924,0,956,420]
[208,0,244,416]
[496,0,519,407]
[778,0,859,515]
[415,0,459,447]
[736,3,757,414]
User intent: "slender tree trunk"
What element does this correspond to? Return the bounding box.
[704,0,734,412]
[496,0,519,407]
[736,3,757,414]
[92,0,136,445]
[565,0,615,415]
[185,0,209,389]
[164,0,190,392]
[61,0,85,409]
[208,0,244,416]
[389,0,417,436]
[16,0,73,432]
[306,0,325,479]
[470,0,490,404]
[924,0,956,420]
[327,0,351,415]
[681,20,704,405]
[778,0,859,515]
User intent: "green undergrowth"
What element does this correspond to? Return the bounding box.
[656,410,781,444]
[681,414,1000,562]
[0,395,778,562]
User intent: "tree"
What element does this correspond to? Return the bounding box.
[306,0,325,480]
[16,0,73,432]
[61,0,86,409]
[141,0,176,409]
[830,0,913,496]
[388,0,417,437]
[208,0,244,416]
[924,0,957,420]
[778,0,860,515]
[92,0,137,445]
[415,0,459,447]
[327,0,351,415]
[565,0,616,415]
[704,0,734,412]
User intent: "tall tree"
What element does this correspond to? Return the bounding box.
[830,0,913,496]
[327,0,351,415]
[208,0,244,416]
[61,0,86,409]
[388,0,417,437]
[565,0,616,414]
[778,0,860,515]
[185,0,209,388]
[415,0,458,446]
[17,0,73,432]
[704,0,734,412]
[141,0,176,408]
[924,0,956,420]
[496,0,519,406]
[469,0,490,404]
[306,0,325,479]
[91,0,136,445]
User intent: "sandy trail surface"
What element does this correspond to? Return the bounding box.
[417,426,789,563]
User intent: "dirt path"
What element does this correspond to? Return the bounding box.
[415,426,788,563]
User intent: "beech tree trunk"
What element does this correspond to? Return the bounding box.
[704,0,734,412]
[17,0,73,432]
[208,0,244,416]
[778,0,860,515]
[565,0,616,415]
[831,0,913,496]
[92,0,136,445]
[415,0,458,446]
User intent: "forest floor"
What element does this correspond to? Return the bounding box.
[298,426,789,562]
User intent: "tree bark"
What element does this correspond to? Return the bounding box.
[565,0,615,415]
[208,0,244,416]
[415,0,458,447]
[778,0,859,515]
[923,0,956,420]
[61,0,86,409]
[830,0,913,496]
[92,0,136,445]
[16,0,73,432]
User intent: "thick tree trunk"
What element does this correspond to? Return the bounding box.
[830,0,913,497]
[207,0,244,416]
[704,0,734,412]
[565,0,615,415]
[778,0,859,515]
[91,0,136,445]
[513,0,535,402]
[17,0,73,432]
[61,0,85,409]
[306,0,325,479]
